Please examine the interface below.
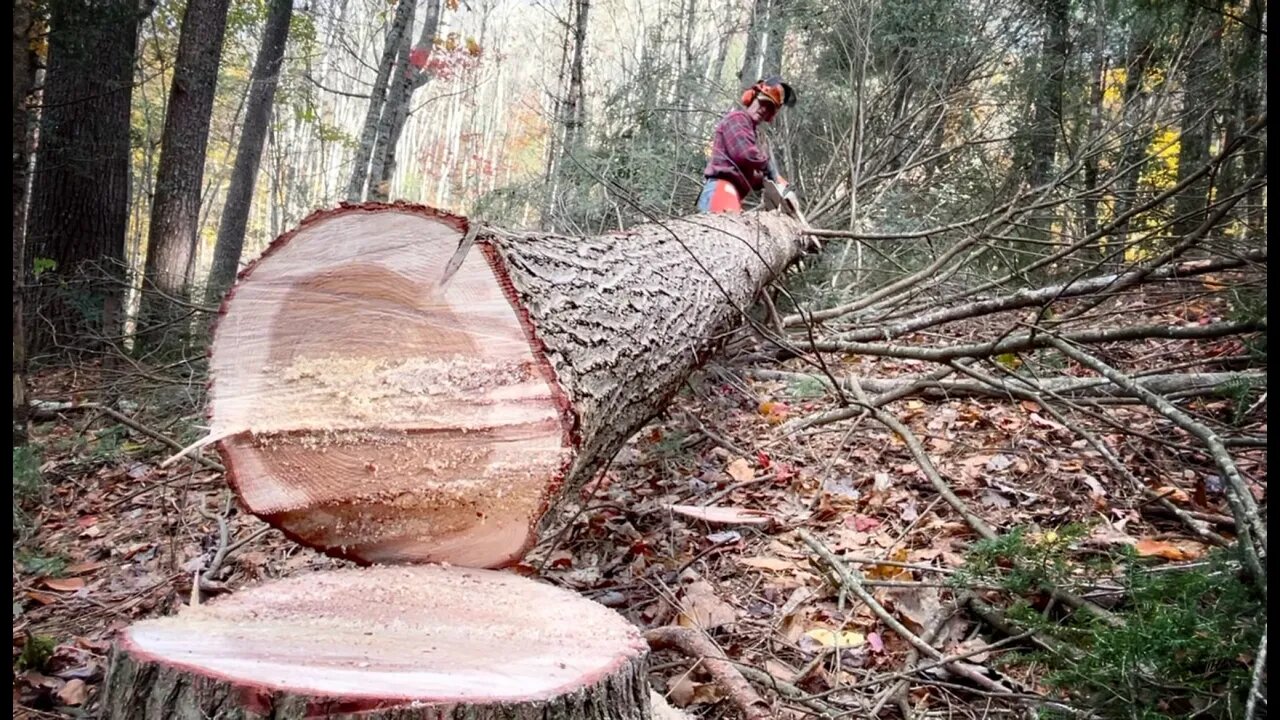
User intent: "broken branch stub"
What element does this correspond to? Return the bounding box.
[209,201,807,566]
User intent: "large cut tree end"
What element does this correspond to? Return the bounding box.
[209,204,573,566]
[103,566,650,718]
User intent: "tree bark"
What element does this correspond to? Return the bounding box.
[205,0,295,303]
[206,203,807,566]
[140,0,232,344]
[368,0,444,203]
[345,0,417,202]
[27,0,143,353]
[1028,0,1067,190]
[12,0,38,442]
[101,566,651,719]
[1172,1,1224,239]
[761,0,787,79]
[561,0,590,155]
[737,0,769,88]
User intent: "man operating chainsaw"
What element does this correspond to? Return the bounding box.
[697,76,799,214]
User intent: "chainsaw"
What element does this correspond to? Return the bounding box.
[762,178,806,224]
[762,178,821,253]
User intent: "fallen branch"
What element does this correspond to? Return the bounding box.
[644,627,771,720]
[29,400,224,473]
[804,320,1266,362]
[1245,624,1268,720]
[733,664,842,717]
[944,361,1229,547]
[1045,335,1267,593]
[755,369,1262,406]
[799,529,1077,710]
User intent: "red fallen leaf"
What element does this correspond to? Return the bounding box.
[546,551,574,569]
[852,515,882,532]
[757,450,772,470]
[775,463,798,484]
[42,577,86,592]
[76,515,98,528]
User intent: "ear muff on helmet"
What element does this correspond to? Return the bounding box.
[741,78,798,108]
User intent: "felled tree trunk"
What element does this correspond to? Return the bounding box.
[208,202,806,566]
[101,566,651,719]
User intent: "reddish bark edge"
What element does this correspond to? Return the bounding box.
[114,628,647,717]
[476,237,583,557]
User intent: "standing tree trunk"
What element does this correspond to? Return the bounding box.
[345,0,416,201]
[1110,34,1155,253]
[1172,1,1223,238]
[12,0,38,442]
[1021,0,1068,191]
[27,0,144,354]
[101,566,651,719]
[738,0,768,88]
[368,0,444,202]
[206,203,807,566]
[761,0,787,79]
[560,0,590,156]
[140,0,232,347]
[205,0,295,303]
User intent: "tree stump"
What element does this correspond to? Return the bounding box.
[101,565,651,719]
[208,202,806,566]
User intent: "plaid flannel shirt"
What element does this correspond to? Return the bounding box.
[703,110,773,198]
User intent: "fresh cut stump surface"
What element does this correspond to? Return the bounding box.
[101,565,651,719]
[210,202,806,566]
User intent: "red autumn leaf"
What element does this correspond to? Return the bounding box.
[757,450,771,470]
[408,46,430,70]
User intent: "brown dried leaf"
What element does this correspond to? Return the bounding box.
[41,577,86,592]
[740,556,799,572]
[677,580,737,630]
[56,678,87,706]
[667,674,725,707]
[1135,538,1206,561]
[1153,485,1191,504]
[726,457,754,483]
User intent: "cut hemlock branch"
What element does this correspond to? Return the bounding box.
[209,202,807,566]
[101,566,651,719]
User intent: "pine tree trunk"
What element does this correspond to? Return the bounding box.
[206,0,295,302]
[140,0,232,346]
[207,203,807,566]
[27,0,143,353]
[101,566,651,719]
[12,0,38,442]
[345,0,417,202]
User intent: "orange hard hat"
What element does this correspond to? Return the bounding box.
[742,77,796,108]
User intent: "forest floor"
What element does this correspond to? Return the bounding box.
[12,296,1266,719]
